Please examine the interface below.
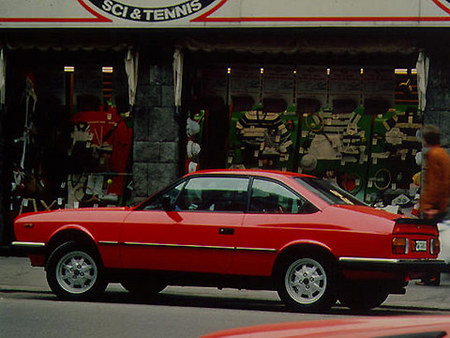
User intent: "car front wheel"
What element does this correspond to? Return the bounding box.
[277,255,337,312]
[121,278,166,299]
[46,241,107,300]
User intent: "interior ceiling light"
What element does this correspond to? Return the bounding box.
[395,68,409,75]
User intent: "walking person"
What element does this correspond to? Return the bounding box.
[417,125,450,286]
[419,125,450,222]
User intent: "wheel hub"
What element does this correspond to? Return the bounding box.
[56,251,98,294]
[285,258,327,305]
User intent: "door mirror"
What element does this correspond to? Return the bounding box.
[162,195,173,212]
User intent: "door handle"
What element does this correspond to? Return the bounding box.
[219,228,235,235]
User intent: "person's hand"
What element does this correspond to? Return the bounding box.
[424,209,439,219]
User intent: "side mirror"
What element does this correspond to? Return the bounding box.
[162,195,173,212]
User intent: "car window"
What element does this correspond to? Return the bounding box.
[249,179,317,214]
[140,181,185,211]
[294,177,366,206]
[175,176,249,212]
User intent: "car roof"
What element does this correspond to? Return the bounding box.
[184,169,315,180]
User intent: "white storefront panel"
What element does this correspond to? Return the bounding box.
[0,0,449,28]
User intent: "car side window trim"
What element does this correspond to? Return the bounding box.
[135,179,187,211]
[247,176,319,214]
[173,175,250,213]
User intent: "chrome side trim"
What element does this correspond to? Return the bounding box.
[236,247,277,253]
[339,257,447,264]
[98,241,120,246]
[121,242,277,253]
[122,242,235,251]
[11,241,45,248]
[339,257,401,264]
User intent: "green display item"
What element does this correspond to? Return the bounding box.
[364,104,422,204]
[226,105,300,171]
[193,110,206,145]
[297,105,370,196]
[296,102,421,204]
[227,99,422,206]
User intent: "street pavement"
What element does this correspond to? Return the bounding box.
[1,256,450,313]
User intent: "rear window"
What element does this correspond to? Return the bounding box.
[294,177,367,206]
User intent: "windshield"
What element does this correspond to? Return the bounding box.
[294,177,367,206]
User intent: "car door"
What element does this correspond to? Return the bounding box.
[231,177,319,276]
[121,176,249,274]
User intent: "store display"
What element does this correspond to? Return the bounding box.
[185,110,205,173]
[204,64,421,208]
[227,104,299,171]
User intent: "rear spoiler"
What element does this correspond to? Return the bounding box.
[395,218,437,226]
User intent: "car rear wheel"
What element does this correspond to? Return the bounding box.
[277,255,337,312]
[339,284,389,311]
[46,241,107,300]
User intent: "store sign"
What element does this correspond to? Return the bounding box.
[87,0,216,22]
[0,0,449,27]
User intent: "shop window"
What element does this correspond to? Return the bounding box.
[64,66,75,114]
[102,66,113,104]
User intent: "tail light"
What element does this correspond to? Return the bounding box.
[392,237,409,254]
[430,238,440,255]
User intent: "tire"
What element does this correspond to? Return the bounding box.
[46,241,107,300]
[121,278,166,299]
[339,285,389,311]
[277,255,337,312]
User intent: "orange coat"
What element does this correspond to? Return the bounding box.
[420,146,450,213]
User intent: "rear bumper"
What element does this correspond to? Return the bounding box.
[339,257,447,273]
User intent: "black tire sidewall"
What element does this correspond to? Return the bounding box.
[277,254,337,312]
[339,284,389,311]
[46,241,106,300]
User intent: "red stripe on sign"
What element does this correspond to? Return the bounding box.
[191,0,229,22]
[193,16,450,23]
[191,0,450,23]
[431,0,450,14]
[0,0,111,23]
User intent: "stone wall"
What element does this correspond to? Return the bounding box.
[425,50,450,148]
[132,58,180,201]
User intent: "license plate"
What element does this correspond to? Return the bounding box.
[415,240,427,252]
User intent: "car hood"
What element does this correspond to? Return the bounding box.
[203,315,450,338]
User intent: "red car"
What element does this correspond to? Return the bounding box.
[203,315,450,338]
[12,169,444,312]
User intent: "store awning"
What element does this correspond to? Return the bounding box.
[178,35,419,55]
[4,32,129,52]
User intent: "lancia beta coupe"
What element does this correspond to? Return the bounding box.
[13,169,445,312]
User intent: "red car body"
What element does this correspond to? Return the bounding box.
[13,169,445,311]
[203,315,450,338]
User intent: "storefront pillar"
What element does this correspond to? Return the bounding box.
[132,59,180,202]
[424,50,450,147]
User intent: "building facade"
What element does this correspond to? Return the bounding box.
[0,0,449,242]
